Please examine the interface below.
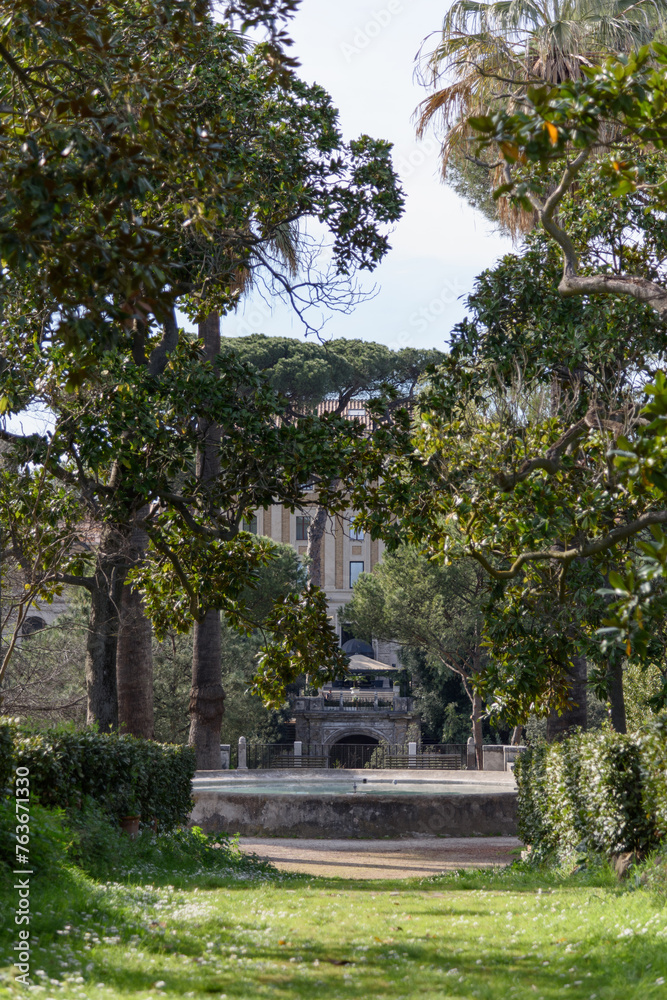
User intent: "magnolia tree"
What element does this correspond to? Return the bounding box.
[0,3,404,765]
[347,46,667,729]
[465,44,667,700]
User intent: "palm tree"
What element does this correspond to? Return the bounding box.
[417,0,667,228]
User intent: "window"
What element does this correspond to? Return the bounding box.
[349,523,364,541]
[242,514,257,534]
[349,561,364,588]
[296,515,310,541]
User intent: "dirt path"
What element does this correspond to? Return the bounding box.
[238,837,522,879]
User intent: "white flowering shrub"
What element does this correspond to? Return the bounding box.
[515,728,663,861]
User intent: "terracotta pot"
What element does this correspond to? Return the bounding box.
[120,815,141,838]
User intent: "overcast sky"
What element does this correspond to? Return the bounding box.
[216,0,512,352]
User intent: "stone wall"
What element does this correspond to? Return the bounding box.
[191,788,517,838]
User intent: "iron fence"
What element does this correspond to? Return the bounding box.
[245,743,327,769]
[364,743,467,770]
[226,742,471,770]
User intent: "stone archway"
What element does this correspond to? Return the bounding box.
[323,723,391,747]
[329,733,379,769]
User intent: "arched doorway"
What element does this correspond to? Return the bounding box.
[329,734,379,769]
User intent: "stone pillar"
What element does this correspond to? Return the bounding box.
[467,737,477,771]
[237,736,247,770]
[408,741,417,768]
[482,745,505,771]
[220,744,230,770]
[294,740,302,767]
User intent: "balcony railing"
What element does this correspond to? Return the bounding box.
[291,693,413,712]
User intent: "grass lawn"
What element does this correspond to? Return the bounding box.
[2,854,667,1000]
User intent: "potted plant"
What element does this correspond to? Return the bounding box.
[115,788,141,838]
[120,813,141,838]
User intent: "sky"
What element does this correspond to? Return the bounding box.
[216,0,512,352]
[6,0,512,438]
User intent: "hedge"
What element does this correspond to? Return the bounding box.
[515,726,666,861]
[641,715,667,841]
[10,728,196,830]
[0,722,13,794]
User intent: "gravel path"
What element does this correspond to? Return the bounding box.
[238,837,522,879]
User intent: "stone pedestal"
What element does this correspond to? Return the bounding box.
[483,745,505,771]
[237,736,247,770]
[467,737,477,770]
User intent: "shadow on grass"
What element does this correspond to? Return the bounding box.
[1,852,662,999]
[30,914,667,1000]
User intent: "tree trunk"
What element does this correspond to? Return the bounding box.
[606,658,627,734]
[189,312,225,769]
[306,506,328,587]
[190,608,225,768]
[472,691,484,770]
[116,520,153,738]
[85,532,125,731]
[546,653,587,741]
[116,585,153,738]
[0,533,3,712]
[85,312,179,733]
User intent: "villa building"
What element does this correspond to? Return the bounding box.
[243,500,401,663]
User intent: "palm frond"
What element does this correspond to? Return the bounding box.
[417,0,667,234]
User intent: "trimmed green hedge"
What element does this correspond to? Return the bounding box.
[11,729,196,830]
[641,715,667,842]
[515,727,666,861]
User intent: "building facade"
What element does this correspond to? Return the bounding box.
[246,501,397,658]
[292,689,416,748]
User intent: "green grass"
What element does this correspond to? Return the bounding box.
[2,847,667,1000]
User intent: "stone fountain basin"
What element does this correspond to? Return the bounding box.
[190,769,518,839]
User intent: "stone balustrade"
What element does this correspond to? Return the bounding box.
[292,694,413,713]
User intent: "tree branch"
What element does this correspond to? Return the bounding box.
[530,148,667,319]
[468,508,667,580]
[149,536,199,619]
[494,404,640,493]
[495,414,590,491]
[54,573,95,591]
